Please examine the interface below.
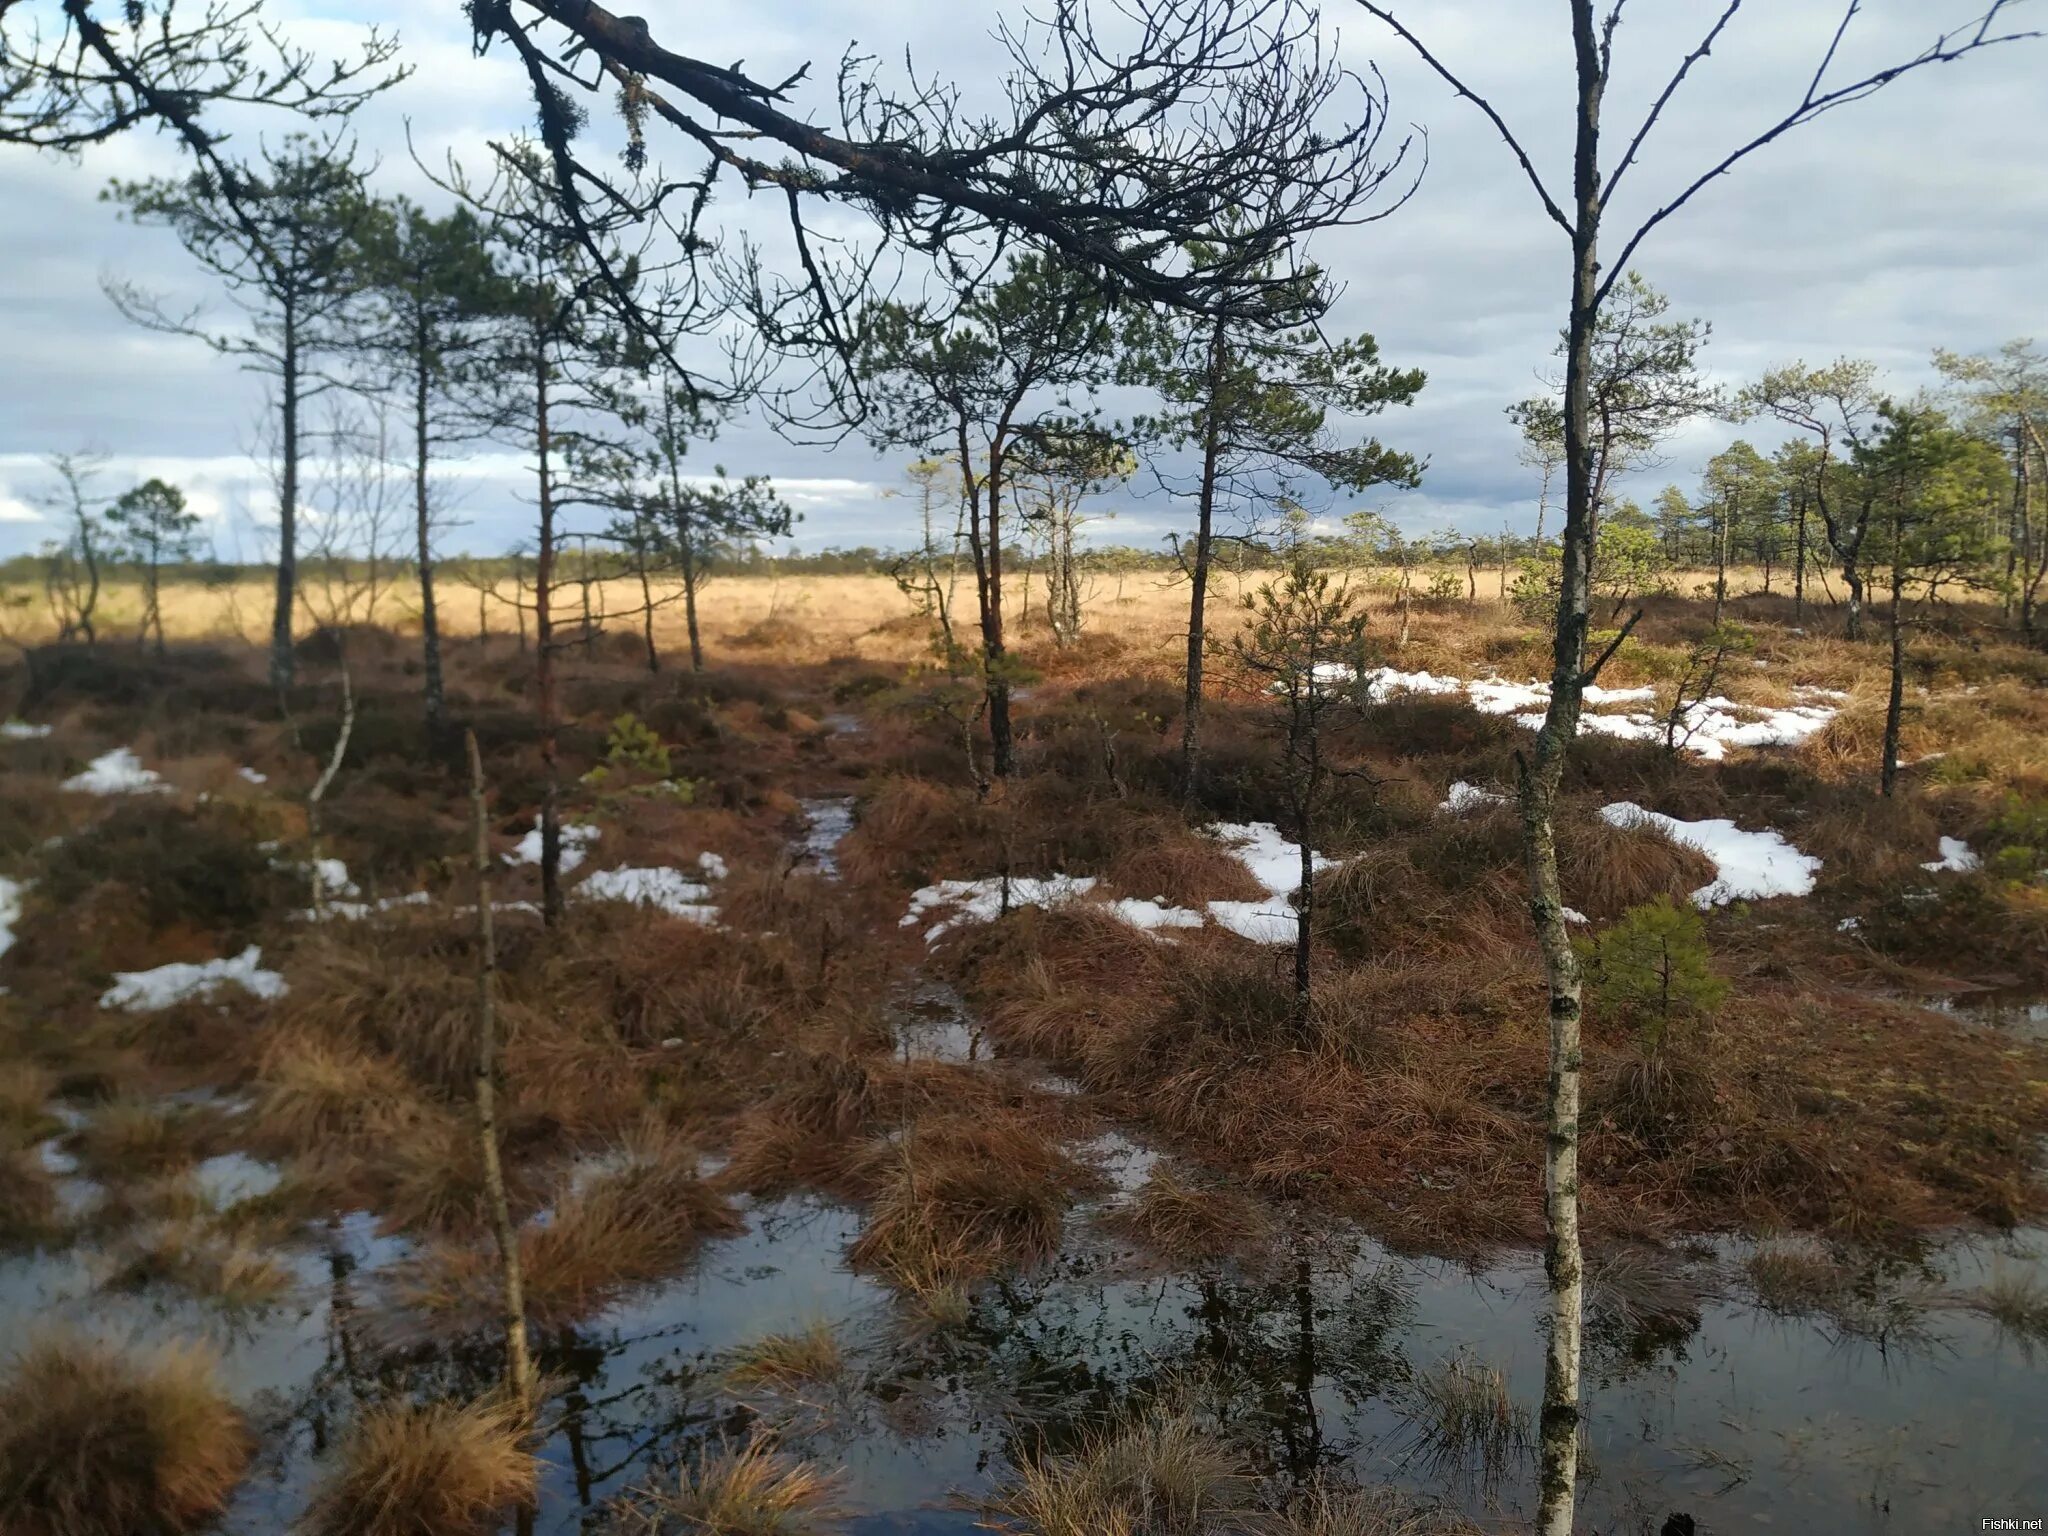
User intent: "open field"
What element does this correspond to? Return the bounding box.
[1,572,2045,1533]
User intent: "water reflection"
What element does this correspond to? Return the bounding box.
[6,1155,2044,1533]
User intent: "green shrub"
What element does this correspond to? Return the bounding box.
[1576,896,1728,1050]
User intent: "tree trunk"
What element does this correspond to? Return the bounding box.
[636,543,658,673]
[414,325,446,734]
[533,342,563,926]
[985,443,1014,777]
[1881,553,1905,796]
[1712,496,1729,625]
[465,729,538,1416]
[1793,490,1808,624]
[681,534,705,672]
[1526,11,1602,1531]
[1179,321,1226,815]
[271,301,300,695]
[1292,795,1314,1019]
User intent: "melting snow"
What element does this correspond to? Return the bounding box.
[2,720,52,740]
[1361,667,1840,760]
[0,876,21,959]
[100,946,287,1011]
[577,865,719,922]
[696,850,729,881]
[1599,801,1820,907]
[1440,780,1510,814]
[507,820,601,872]
[1921,837,1980,874]
[62,747,168,795]
[238,766,267,784]
[1104,897,1208,932]
[903,875,1100,942]
[796,797,855,877]
[901,820,1330,948]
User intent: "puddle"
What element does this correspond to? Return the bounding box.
[888,979,984,1064]
[193,1152,283,1209]
[1930,986,2048,1044]
[2,1157,2043,1535]
[796,795,857,879]
[821,711,866,736]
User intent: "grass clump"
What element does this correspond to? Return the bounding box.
[1968,1266,2048,1344]
[603,1435,841,1534]
[0,1333,250,1536]
[985,1399,1253,1536]
[846,1110,1100,1292]
[1100,1167,1279,1267]
[1269,1480,1484,1536]
[1402,1350,1530,1485]
[723,1323,847,1394]
[396,1122,741,1331]
[27,799,292,940]
[295,1395,535,1536]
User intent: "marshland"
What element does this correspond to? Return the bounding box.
[2,4,2045,1536]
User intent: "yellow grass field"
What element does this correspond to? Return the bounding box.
[0,562,1785,667]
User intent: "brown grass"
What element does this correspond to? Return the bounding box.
[845,1109,1103,1291]
[723,1323,847,1394]
[984,1400,1253,1536]
[394,1120,741,1331]
[296,1395,535,1536]
[603,1436,842,1535]
[1099,1166,1281,1267]
[0,1333,250,1536]
[104,1224,296,1310]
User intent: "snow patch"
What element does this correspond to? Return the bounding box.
[1364,667,1840,760]
[1440,780,1509,814]
[2,720,52,740]
[99,946,287,1011]
[62,747,168,795]
[576,865,719,922]
[1921,837,1979,874]
[696,850,729,881]
[1599,802,1821,907]
[902,875,1099,943]
[507,820,601,872]
[0,876,22,959]
[237,766,267,784]
[1104,897,1209,933]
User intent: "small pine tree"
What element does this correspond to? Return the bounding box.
[1577,896,1728,1051]
[1230,544,1371,1026]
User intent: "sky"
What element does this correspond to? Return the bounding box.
[0,0,2042,560]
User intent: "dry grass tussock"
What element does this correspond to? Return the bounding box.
[845,1108,1105,1292]
[602,1435,842,1535]
[392,1119,740,1331]
[0,1332,250,1536]
[723,1322,847,1394]
[984,1398,1254,1536]
[295,1394,535,1536]
[1099,1166,1281,1267]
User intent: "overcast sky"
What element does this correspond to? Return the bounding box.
[1,0,2041,559]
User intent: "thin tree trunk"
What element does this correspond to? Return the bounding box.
[681,538,704,672]
[1881,549,1905,796]
[1793,490,1808,624]
[986,443,1014,777]
[1180,321,1225,814]
[272,301,300,695]
[466,729,538,1416]
[636,543,658,673]
[415,328,446,733]
[1713,495,1729,625]
[1526,11,1602,1529]
[533,341,562,926]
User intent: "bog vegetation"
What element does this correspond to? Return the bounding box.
[1,2,2045,1534]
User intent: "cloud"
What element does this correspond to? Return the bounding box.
[0,0,2041,559]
